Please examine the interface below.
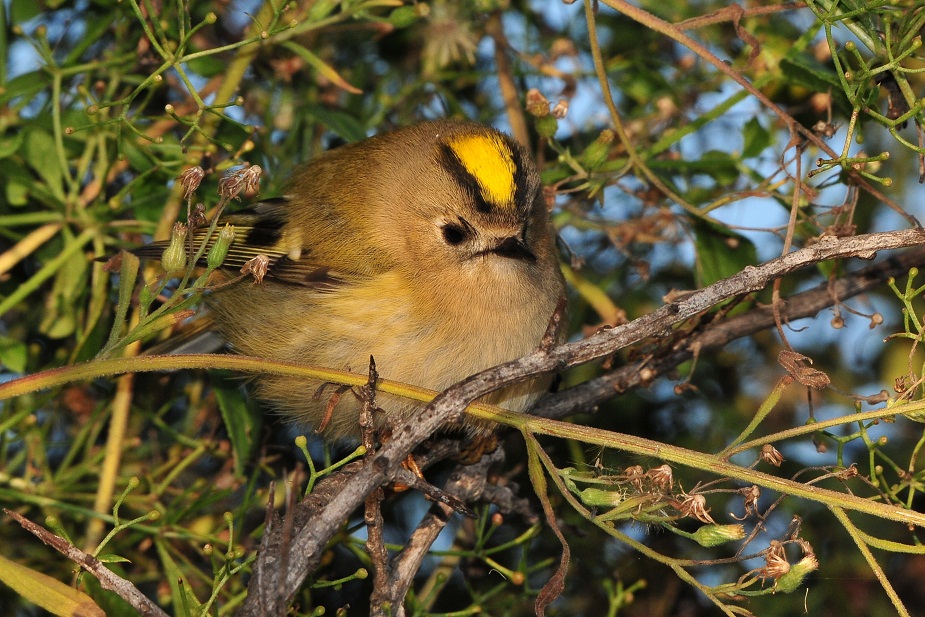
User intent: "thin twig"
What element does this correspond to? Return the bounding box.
[5,509,170,617]
[386,450,502,610]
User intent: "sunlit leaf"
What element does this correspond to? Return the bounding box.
[0,553,104,617]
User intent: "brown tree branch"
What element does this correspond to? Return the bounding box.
[234,229,925,616]
[382,449,502,617]
[536,244,925,420]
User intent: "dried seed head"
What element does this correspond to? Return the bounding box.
[679,492,715,524]
[736,485,761,519]
[552,99,569,119]
[760,444,783,467]
[647,464,673,491]
[836,464,859,480]
[759,540,791,581]
[241,254,269,284]
[189,203,207,229]
[778,350,830,389]
[218,167,254,202]
[526,89,550,117]
[623,465,646,490]
[178,166,205,201]
[241,165,262,195]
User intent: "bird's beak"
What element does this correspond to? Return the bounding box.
[490,236,537,262]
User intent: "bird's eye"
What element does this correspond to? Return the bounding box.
[442,223,468,246]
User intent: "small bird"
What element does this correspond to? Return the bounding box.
[142,120,565,438]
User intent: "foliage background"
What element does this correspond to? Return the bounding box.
[3,0,925,615]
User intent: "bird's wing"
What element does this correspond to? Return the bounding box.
[132,198,369,289]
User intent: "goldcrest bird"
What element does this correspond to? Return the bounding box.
[141,120,565,438]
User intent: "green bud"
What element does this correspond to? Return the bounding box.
[774,554,819,593]
[207,224,235,269]
[388,5,420,28]
[690,524,746,547]
[161,222,188,274]
[580,487,624,507]
[535,114,558,139]
[581,129,615,170]
[138,282,155,308]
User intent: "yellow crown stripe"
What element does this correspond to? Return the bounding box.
[447,133,516,208]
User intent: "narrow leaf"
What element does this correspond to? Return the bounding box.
[524,433,570,617]
[281,41,362,94]
[0,553,104,617]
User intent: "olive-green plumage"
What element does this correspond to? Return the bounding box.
[152,120,565,438]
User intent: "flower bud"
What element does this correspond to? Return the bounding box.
[535,114,559,139]
[773,553,819,593]
[581,129,615,170]
[161,222,188,273]
[207,224,235,269]
[580,487,624,507]
[690,524,746,547]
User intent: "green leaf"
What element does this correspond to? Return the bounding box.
[281,41,362,94]
[742,117,770,159]
[303,105,368,143]
[779,54,841,92]
[184,55,226,78]
[0,130,25,159]
[6,177,29,205]
[154,539,200,614]
[10,0,42,24]
[22,127,66,202]
[1,160,34,204]
[0,71,50,107]
[95,554,131,564]
[103,251,139,353]
[693,219,758,288]
[0,553,105,617]
[40,249,88,339]
[120,139,157,174]
[212,373,260,474]
[0,334,28,373]
[779,55,853,116]
[697,150,739,185]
